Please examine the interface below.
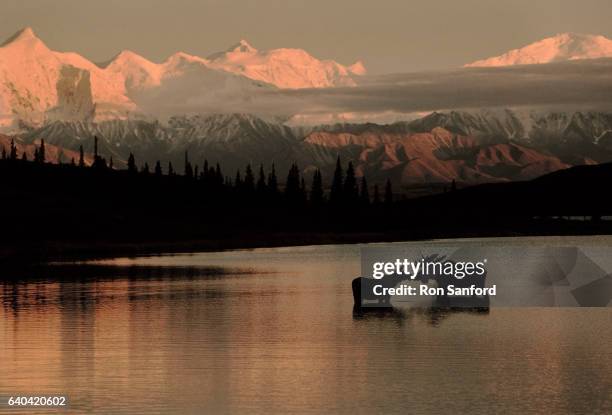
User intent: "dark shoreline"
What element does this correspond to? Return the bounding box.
[3,220,611,265]
[3,161,612,266]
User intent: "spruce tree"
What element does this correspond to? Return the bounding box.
[127,153,137,173]
[21,152,28,161]
[109,156,114,169]
[330,156,343,205]
[310,169,324,207]
[285,163,301,203]
[373,184,381,205]
[243,164,255,193]
[142,162,150,175]
[184,151,193,178]
[215,164,223,186]
[451,179,457,192]
[1,146,6,160]
[256,164,267,195]
[97,157,108,169]
[39,139,46,163]
[78,145,85,167]
[10,139,17,160]
[203,160,210,183]
[343,161,358,203]
[168,162,175,176]
[359,176,370,206]
[384,179,393,205]
[235,169,242,190]
[267,163,278,196]
[155,161,162,176]
[91,136,104,169]
[300,177,307,204]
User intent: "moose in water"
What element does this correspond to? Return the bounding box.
[352,254,489,310]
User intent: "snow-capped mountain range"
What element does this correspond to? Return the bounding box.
[466,33,612,67]
[0,27,365,131]
[2,27,612,134]
[3,27,612,187]
[207,39,365,88]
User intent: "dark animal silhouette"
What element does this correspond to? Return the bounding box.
[352,254,490,310]
[352,255,444,308]
[352,276,395,308]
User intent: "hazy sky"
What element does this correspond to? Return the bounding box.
[2,0,612,74]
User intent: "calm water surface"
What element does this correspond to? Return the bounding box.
[1,236,611,414]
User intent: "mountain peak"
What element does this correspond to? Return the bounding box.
[104,49,139,64]
[227,39,257,54]
[206,40,257,61]
[207,41,361,88]
[115,49,140,59]
[166,51,208,64]
[113,49,158,64]
[552,32,605,41]
[15,26,36,39]
[548,32,606,45]
[348,60,367,75]
[466,32,612,67]
[554,32,587,39]
[102,49,157,69]
[1,27,42,47]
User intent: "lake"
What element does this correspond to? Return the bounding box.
[1,236,611,414]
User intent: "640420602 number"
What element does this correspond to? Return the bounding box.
[5,395,68,407]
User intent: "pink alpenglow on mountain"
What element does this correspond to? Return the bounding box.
[465,33,612,67]
[207,40,366,88]
[304,127,571,185]
[0,28,366,131]
[0,27,135,128]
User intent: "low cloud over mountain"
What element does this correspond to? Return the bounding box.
[262,58,612,119]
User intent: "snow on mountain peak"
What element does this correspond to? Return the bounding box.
[1,27,40,47]
[110,49,148,64]
[165,51,208,65]
[466,33,612,67]
[207,41,365,88]
[104,50,163,92]
[17,26,36,37]
[229,39,257,54]
[0,27,138,129]
[0,27,366,131]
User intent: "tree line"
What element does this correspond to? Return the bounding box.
[1,136,395,208]
[3,136,606,249]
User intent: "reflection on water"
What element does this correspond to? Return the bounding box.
[1,237,612,414]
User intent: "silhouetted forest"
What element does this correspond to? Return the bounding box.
[1,137,611,261]
[0,137,398,256]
